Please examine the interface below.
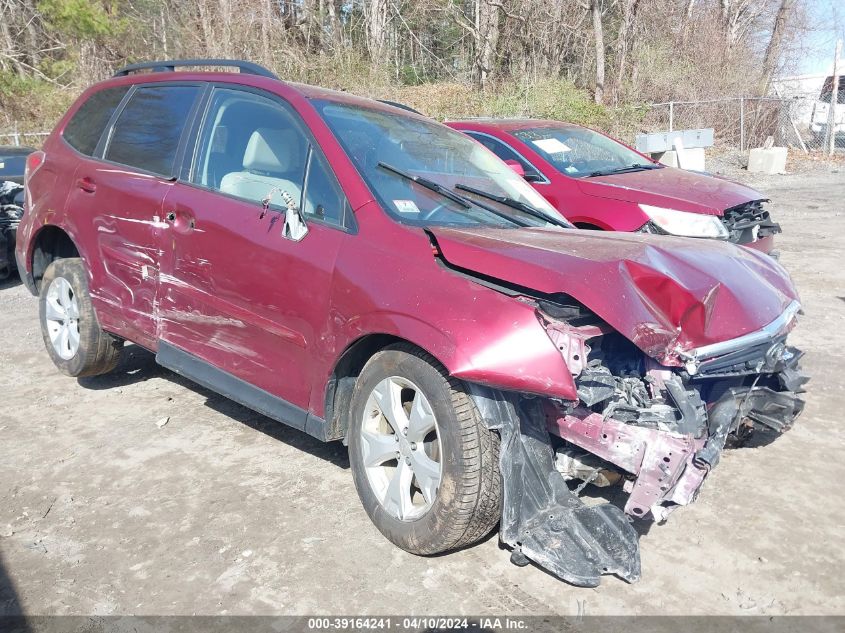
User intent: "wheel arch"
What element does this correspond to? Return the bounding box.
[323,333,451,443]
[29,225,81,292]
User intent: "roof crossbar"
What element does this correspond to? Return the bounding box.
[113,59,278,79]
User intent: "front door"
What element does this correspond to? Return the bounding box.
[157,86,354,418]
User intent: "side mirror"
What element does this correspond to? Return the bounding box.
[281,190,308,241]
[504,159,526,178]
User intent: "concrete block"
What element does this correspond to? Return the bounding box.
[653,150,679,168]
[652,147,706,171]
[677,147,706,171]
[747,147,788,174]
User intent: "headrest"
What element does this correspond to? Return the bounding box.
[243,128,300,173]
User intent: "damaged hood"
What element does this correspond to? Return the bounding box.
[576,167,763,216]
[431,226,799,362]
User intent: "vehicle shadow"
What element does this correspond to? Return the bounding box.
[0,550,29,631]
[0,275,21,291]
[77,345,349,470]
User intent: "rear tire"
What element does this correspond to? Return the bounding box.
[348,343,501,555]
[38,257,123,377]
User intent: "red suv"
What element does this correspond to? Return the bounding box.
[447,119,781,254]
[16,60,806,587]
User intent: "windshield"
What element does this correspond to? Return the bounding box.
[512,126,656,178]
[313,100,562,228]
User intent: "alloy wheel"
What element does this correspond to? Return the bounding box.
[360,376,443,521]
[44,276,81,360]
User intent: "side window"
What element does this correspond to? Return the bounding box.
[192,88,308,210]
[465,132,541,179]
[104,85,200,176]
[63,86,129,156]
[302,150,349,229]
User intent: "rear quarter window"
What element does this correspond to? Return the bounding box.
[63,86,130,156]
[104,85,200,176]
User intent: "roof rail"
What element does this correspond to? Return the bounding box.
[113,59,278,79]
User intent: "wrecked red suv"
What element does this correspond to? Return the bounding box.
[446,119,781,254]
[17,60,807,587]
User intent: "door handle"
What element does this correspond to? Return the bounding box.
[76,177,96,193]
[164,210,196,233]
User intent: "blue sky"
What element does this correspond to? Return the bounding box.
[796,0,845,75]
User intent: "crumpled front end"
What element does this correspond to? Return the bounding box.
[721,199,781,247]
[472,298,806,587]
[429,225,808,585]
[543,306,807,522]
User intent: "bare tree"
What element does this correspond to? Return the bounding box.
[613,0,641,103]
[761,0,796,90]
[589,0,605,103]
[475,0,500,87]
[365,0,390,60]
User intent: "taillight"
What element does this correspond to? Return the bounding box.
[23,150,45,206]
[24,150,45,183]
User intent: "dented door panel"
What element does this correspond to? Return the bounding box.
[157,184,345,409]
[64,158,171,350]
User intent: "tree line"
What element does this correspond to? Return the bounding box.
[0,1,807,130]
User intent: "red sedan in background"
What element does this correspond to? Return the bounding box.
[446,119,781,253]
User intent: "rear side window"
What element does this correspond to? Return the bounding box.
[465,131,542,180]
[63,86,129,156]
[105,85,200,176]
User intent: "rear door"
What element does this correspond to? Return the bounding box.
[157,86,354,419]
[65,83,202,349]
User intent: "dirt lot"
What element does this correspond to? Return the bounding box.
[1,163,843,617]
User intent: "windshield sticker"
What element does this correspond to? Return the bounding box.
[393,199,421,214]
[532,138,572,154]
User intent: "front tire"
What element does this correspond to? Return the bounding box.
[38,257,123,377]
[348,344,501,555]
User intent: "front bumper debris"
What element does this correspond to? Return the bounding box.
[469,385,641,587]
[721,200,781,246]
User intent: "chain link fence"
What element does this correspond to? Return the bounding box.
[0,127,49,148]
[611,95,842,156]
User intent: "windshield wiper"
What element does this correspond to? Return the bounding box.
[587,163,660,178]
[378,162,471,208]
[377,162,529,227]
[454,183,574,229]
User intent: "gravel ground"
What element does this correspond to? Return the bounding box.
[0,161,843,617]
